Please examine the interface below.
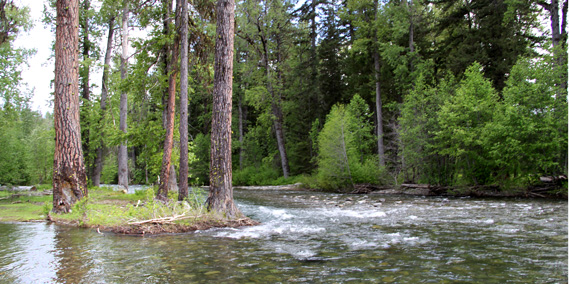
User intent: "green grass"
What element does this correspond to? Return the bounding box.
[0,190,52,221]
[0,187,219,229]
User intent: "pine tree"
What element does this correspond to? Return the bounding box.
[52,0,87,213]
[207,0,242,217]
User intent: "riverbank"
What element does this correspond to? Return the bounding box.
[0,181,564,234]
[346,182,567,199]
[0,187,258,235]
[232,181,567,199]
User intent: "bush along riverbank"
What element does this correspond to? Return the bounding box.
[0,187,258,235]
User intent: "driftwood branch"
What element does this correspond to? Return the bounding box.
[128,214,205,225]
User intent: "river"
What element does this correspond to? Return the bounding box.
[0,188,567,283]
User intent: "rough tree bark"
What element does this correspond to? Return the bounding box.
[118,1,129,190]
[157,0,181,201]
[373,0,385,167]
[52,0,87,213]
[178,0,189,201]
[207,0,242,218]
[93,16,115,187]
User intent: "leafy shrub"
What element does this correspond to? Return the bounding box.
[233,165,280,186]
[315,95,387,192]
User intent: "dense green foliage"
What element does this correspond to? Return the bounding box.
[0,1,53,186]
[0,186,217,228]
[0,0,567,193]
[315,96,388,191]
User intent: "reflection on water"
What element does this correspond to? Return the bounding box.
[0,223,57,283]
[0,189,567,283]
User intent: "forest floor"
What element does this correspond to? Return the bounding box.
[0,187,259,235]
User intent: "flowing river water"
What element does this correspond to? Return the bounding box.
[0,188,567,283]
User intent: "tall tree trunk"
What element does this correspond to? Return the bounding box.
[407,0,415,72]
[80,0,90,102]
[310,0,317,63]
[161,0,172,130]
[118,1,129,190]
[273,103,290,178]
[373,0,385,167]
[538,0,568,91]
[178,0,189,201]
[260,32,290,178]
[238,84,245,170]
[53,0,87,213]
[157,1,181,201]
[562,0,568,37]
[207,0,242,218]
[80,0,91,181]
[275,34,290,178]
[93,16,115,187]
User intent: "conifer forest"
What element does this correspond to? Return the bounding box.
[0,0,567,194]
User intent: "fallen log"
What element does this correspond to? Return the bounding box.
[351,184,391,194]
[401,184,430,189]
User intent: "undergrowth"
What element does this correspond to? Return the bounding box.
[233,166,306,186]
[49,187,216,228]
[0,186,225,228]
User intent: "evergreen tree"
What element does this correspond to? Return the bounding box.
[52,0,88,213]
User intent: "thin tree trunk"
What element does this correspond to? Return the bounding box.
[93,16,115,187]
[373,0,385,167]
[238,85,245,170]
[407,0,415,72]
[157,72,177,199]
[157,1,181,201]
[80,0,91,181]
[260,33,290,178]
[207,0,242,218]
[53,0,87,213]
[178,0,189,201]
[160,1,170,129]
[538,0,568,91]
[562,0,568,36]
[275,34,290,178]
[273,104,290,178]
[550,0,561,47]
[118,1,129,190]
[340,119,354,188]
[101,17,114,113]
[168,164,178,192]
[80,0,90,102]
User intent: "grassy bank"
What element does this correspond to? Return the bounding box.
[0,187,258,235]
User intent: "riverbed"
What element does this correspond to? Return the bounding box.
[0,188,567,283]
